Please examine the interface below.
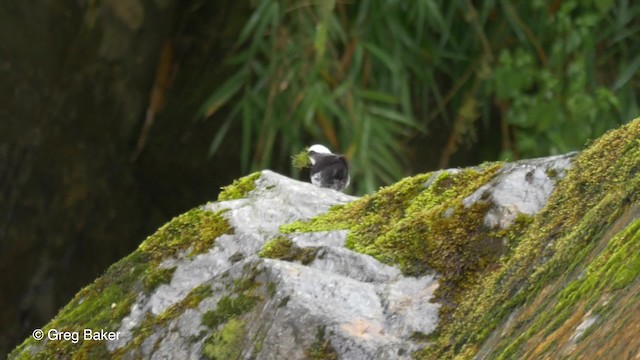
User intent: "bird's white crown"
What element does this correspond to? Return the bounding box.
[308,144,332,154]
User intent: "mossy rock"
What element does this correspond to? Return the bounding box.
[259,236,318,265]
[9,119,640,360]
[9,209,232,359]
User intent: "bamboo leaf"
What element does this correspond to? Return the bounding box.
[367,106,421,130]
[198,0,637,196]
[241,99,253,172]
[363,42,396,72]
[425,0,447,30]
[359,90,399,104]
[613,57,640,90]
[208,115,235,158]
[199,69,248,119]
[237,0,272,45]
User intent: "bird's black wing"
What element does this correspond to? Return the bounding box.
[311,155,349,181]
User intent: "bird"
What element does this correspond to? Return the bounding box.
[307,144,350,191]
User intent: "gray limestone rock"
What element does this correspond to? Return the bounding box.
[108,170,441,359]
[463,153,576,228]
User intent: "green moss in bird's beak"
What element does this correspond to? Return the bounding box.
[291,148,311,169]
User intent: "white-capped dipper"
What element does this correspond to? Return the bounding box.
[307,144,350,191]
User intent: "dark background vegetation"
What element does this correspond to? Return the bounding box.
[1,0,637,355]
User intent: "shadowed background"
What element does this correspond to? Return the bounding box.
[1,0,637,355]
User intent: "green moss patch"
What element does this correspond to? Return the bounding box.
[202,294,258,329]
[259,236,318,265]
[140,208,233,261]
[491,210,640,359]
[111,284,214,357]
[217,172,261,201]
[202,318,246,360]
[143,266,177,294]
[200,272,263,359]
[115,267,266,358]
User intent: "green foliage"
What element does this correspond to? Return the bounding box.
[201,0,638,194]
[200,0,426,194]
[486,0,632,158]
